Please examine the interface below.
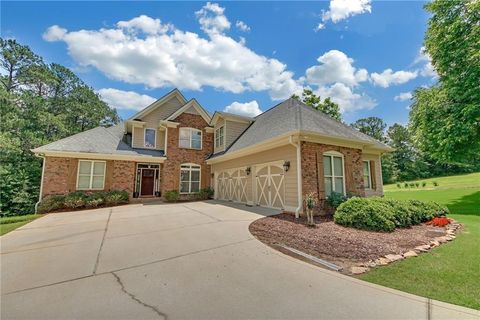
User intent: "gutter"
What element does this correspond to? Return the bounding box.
[34,154,46,213]
[288,135,302,218]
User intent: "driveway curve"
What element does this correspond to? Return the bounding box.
[1,201,477,319]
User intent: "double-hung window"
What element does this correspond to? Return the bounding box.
[180,164,201,194]
[215,126,224,148]
[77,160,106,190]
[363,161,372,189]
[323,152,345,196]
[144,128,156,148]
[179,128,202,149]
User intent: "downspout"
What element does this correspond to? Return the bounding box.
[34,154,46,213]
[288,135,302,218]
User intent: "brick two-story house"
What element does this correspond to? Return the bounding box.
[32,89,392,216]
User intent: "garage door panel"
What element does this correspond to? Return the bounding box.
[255,163,285,209]
[216,169,248,204]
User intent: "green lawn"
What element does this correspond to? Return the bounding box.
[0,214,40,236]
[360,173,480,310]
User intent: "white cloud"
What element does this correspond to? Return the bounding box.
[394,91,412,101]
[97,88,156,111]
[304,49,374,113]
[223,100,262,117]
[306,50,368,87]
[321,0,372,25]
[315,82,376,113]
[314,23,325,32]
[42,25,67,41]
[43,4,301,101]
[415,46,437,78]
[370,69,418,88]
[195,2,231,36]
[235,20,250,32]
[117,15,172,35]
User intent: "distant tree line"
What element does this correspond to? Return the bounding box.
[0,38,119,216]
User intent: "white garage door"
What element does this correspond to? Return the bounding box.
[255,163,285,209]
[216,168,248,203]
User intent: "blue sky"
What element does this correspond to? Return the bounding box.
[2,1,436,125]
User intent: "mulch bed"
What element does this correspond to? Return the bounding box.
[249,213,447,271]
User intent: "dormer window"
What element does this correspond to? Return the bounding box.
[144,128,156,148]
[179,128,202,150]
[215,126,224,148]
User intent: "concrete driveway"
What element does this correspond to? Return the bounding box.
[1,201,477,319]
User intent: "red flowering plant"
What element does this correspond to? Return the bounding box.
[426,217,452,227]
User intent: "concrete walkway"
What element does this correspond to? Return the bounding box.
[1,201,478,319]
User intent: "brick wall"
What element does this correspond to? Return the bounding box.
[42,157,71,197]
[162,113,213,197]
[41,157,136,198]
[300,141,365,214]
[110,160,136,195]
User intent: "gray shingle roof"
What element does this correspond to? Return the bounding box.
[222,98,390,155]
[33,123,165,157]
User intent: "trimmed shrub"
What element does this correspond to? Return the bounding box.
[164,190,179,202]
[433,181,439,187]
[334,197,449,232]
[38,194,65,214]
[86,193,105,208]
[326,191,349,209]
[334,197,396,232]
[198,187,214,200]
[104,190,129,206]
[404,182,409,188]
[396,183,401,189]
[64,192,87,209]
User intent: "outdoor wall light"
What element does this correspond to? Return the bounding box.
[246,167,251,175]
[283,161,290,172]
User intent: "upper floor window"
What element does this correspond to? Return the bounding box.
[179,128,202,150]
[323,151,345,196]
[144,128,156,148]
[363,161,372,189]
[77,160,106,190]
[215,126,224,148]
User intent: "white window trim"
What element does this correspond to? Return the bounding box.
[215,126,224,149]
[76,160,106,190]
[179,163,201,194]
[179,127,202,150]
[363,160,372,190]
[144,128,156,149]
[323,151,346,196]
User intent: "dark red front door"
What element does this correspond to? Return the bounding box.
[141,169,155,196]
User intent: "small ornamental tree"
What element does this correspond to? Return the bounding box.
[304,192,317,227]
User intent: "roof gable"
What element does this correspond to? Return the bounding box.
[166,99,211,124]
[128,88,187,121]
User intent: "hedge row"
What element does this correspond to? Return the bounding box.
[38,190,129,213]
[333,197,449,232]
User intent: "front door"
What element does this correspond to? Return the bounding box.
[141,169,155,196]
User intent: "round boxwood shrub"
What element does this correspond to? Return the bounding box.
[334,197,396,232]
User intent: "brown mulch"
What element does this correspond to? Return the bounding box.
[249,213,447,270]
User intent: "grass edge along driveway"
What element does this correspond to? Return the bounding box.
[0,214,40,236]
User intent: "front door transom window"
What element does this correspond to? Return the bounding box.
[323,152,345,196]
[180,164,201,194]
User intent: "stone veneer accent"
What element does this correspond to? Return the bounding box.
[41,157,136,198]
[161,113,213,197]
[300,141,365,213]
